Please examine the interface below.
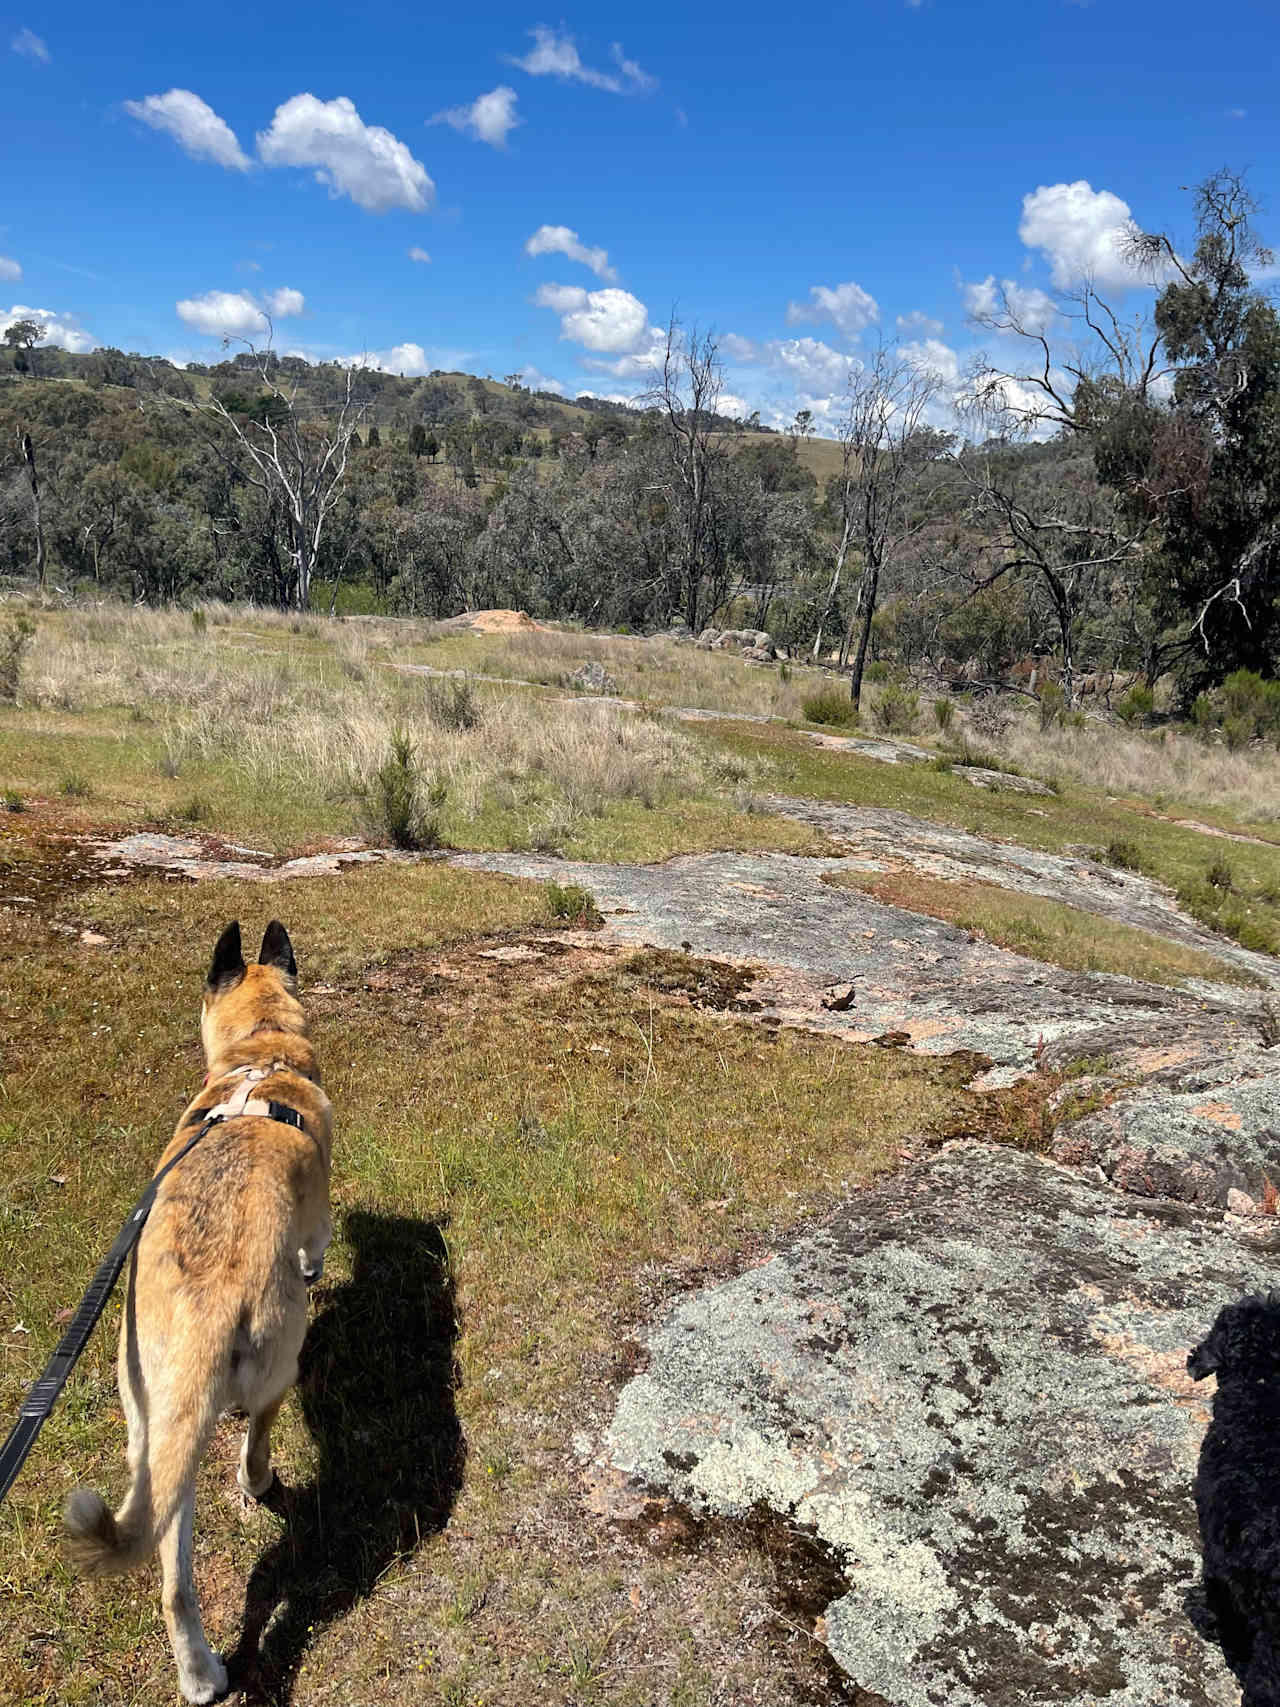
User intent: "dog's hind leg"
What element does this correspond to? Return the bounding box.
[158,1484,227,1704]
[237,1389,289,1500]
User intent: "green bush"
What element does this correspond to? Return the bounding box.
[864,660,891,684]
[1104,839,1144,872]
[3,788,24,813]
[59,773,91,798]
[426,676,481,732]
[872,683,919,734]
[0,613,35,705]
[1207,857,1235,892]
[1037,680,1066,732]
[190,608,208,635]
[801,686,859,728]
[1222,668,1280,738]
[366,729,446,850]
[545,881,602,926]
[1115,683,1154,725]
[933,696,954,732]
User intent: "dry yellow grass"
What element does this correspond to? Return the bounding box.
[994,713,1280,827]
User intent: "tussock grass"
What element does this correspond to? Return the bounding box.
[7,607,737,857]
[993,711,1280,827]
[827,868,1261,989]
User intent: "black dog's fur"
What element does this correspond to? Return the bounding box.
[1189,1292,1280,1706]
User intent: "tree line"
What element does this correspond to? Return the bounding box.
[2,173,1276,709]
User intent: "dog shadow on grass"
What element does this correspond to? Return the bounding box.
[227,1208,465,1703]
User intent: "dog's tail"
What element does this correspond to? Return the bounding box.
[64,1299,236,1576]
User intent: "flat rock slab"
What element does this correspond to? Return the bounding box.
[604,1144,1280,1706]
[451,849,1235,1066]
[764,796,1280,992]
[89,832,413,884]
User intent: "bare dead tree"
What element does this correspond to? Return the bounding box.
[820,348,943,705]
[180,336,368,610]
[17,429,45,587]
[642,319,732,632]
[947,446,1143,705]
[966,278,1167,435]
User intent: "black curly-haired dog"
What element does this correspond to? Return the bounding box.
[1188,1292,1280,1706]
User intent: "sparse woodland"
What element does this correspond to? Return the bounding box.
[1,175,1277,734]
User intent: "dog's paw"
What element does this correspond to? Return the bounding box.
[178,1650,228,1703]
[236,1461,275,1502]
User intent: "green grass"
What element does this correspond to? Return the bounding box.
[826,869,1263,988]
[0,860,967,1706]
[700,720,1280,956]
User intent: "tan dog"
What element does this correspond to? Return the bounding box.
[64,920,333,1704]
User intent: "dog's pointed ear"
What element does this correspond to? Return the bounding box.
[258,920,297,980]
[1187,1335,1219,1381]
[207,921,246,992]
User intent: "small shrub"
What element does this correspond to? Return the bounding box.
[801,686,859,728]
[59,773,91,798]
[172,793,212,823]
[872,683,919,734]
[1114,683,1154,725]
[1104,839,1144,873]
[426,676,481,732]
[968,696,1011,742]
[546,880,602,926]
[0,612,35,704]
[864,660,891,683]
[1037,680,1066,732]
[366,729,446,850]
[1222,668,1280,738]
[190,608,208,635]
[933,696,954,732]
[1207,857,1235,892]
[3,788,24,812]
[1259,997,1280,1050]
[779,661,791,683]
[1222,715,1252,752]
[1190,692,1217,737]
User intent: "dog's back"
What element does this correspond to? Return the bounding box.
[64,922,332,1705]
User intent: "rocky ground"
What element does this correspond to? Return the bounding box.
[17,723,1280,1706]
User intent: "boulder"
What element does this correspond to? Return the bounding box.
[605,1143,1273,1706]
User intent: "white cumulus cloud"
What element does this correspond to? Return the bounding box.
[962,274,1058,333]
[123,89,251,170]
[0,256,21,282]
[430,85,520,148]
[1,304,94,352]
[524,224,616,281]
[517,364,566,394]
[408,246,431,264]
[896,310,943,336]
[1018,181,1141,290]
[786,279,879,338]
[257,94,434,213]
[505,28,655,94]
[11,27,49,62]
[580,326,668,379]
[533,282,650,352]
[723,334,850,394]
[175,287,305,339]
[900,338,962,387]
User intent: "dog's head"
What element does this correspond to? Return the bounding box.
[201,920,303,1064]
[1188,1293,1280,1385]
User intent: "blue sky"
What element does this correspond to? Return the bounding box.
[2,0,1277,427]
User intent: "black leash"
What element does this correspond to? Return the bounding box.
[0,1096,305,1505]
